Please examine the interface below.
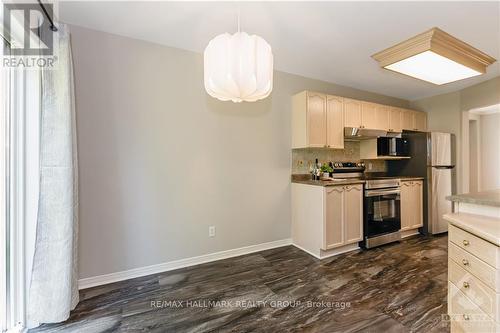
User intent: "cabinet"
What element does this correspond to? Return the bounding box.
[326,95,344,149]
[401,109,427,132]
[401,180,423,231]
[361,102,377,129]
[344,98,362,128]
[291,182,363,259]
[324,184,363,250]
[388,107,402,133]
[292,91,343,149]
[375,104,390,131]
[414,111,427,131]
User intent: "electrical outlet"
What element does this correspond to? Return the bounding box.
[368,162,373,170]
[208,226,216,237]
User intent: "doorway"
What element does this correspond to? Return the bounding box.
[463,104,500,193]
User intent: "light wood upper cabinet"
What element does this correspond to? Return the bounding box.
[389,107,402,133]
[401,109,414,131]
[344,98,362,128]
[324,186,344,249]
[375,104,390,131]
[361,102,377,129]
[307,92,327,147]
[292,91,344,149]
[323,184,363,250]
[401,109,427,132]
[414,112,427,132]
[401,180,424,231]
[326,95,344,149]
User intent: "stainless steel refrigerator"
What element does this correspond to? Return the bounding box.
[387,131,455,235]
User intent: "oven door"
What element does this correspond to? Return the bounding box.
[364,188,401,237]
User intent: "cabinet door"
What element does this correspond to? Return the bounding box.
[361,102,377,129]
[324,186,344,250]
[344,98,362,128]
[344,184,363,244]
[414,112,427,132]
[400,181,413,231]
[401,109,415,131]
[306,92,327,147]
[375,104,390,131]
[412,181,424,228]
[326,95,344,149]
[388,107,402,133]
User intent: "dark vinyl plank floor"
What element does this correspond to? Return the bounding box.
[31,234,449,333]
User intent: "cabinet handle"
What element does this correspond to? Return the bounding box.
[463,282,470,289]
[462,259,469,266]
[463,240,469,246]
[463,314,470,321]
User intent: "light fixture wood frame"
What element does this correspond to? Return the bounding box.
[372,27,496,74]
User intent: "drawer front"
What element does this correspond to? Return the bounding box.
[448,282,498,333]
[449,242,499,292]
[449,259,499,321]
[449,225,499,268]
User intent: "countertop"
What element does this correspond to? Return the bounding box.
[446,189,500,207]
[444,212,500,246]
[291,174,424,187]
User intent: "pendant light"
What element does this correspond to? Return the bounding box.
[204,11,273,102]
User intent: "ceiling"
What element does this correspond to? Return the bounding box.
[470,104,500,115]
[58,1,500,101]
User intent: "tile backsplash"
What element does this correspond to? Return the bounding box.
[292,141,386,174]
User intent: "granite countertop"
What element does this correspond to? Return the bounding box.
[291,174,423,187]
[398,176,425,181]
[447,189,500,207]
[444,212,500,246]
[292,178,366,187]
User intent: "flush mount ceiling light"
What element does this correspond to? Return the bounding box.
[204,13,273,103]
[372,27,496,85]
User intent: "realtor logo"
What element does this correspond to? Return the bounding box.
[3,3,54,55]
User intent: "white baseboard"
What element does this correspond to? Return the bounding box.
[292,242,360,260]
[292,243,321,259]
[78,238,292,290]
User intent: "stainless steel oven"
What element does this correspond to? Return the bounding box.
[362,178,401,248]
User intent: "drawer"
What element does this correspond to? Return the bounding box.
[449,259,500,321]
[449,242,500,292]
[448,282,498,333]
[449,225,500,268]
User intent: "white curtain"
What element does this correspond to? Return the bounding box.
[27,23,79,328]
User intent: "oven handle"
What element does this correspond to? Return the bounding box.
[365,189,401,197]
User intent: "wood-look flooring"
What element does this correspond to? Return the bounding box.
[31,235,449,333]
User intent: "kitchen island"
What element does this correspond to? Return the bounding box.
[444,189,500,333]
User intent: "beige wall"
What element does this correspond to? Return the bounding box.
[411,76,500,194]
[479,113,500,191]
[70,25,408,279]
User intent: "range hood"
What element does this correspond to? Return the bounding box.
[344,127,401,140]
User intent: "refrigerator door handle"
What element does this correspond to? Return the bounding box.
[432,165,455,169]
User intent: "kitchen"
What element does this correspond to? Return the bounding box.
[1,2,499,333]
[291,91,453,256]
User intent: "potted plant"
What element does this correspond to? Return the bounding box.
[320,163,333,179]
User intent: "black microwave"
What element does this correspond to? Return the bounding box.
[377,137,409,157]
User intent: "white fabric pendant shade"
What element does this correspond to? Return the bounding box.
[204,32,273,103]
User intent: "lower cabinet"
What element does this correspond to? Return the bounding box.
[292,183,363,259]
[324,184,363,250]
[400,180,423,231]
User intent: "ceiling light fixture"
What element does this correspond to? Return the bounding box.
[204,11,273,103]
[372,27,496,85]
[204,13,273,103]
